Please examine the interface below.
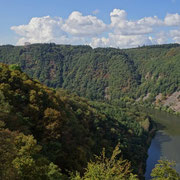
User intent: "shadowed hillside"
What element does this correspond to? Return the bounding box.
[0,63,152,179]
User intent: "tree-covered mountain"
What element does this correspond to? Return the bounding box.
[0,43,179,112]
[0,44,180,111]
[0,63,152,179]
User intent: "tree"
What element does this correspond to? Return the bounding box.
[9,64,21,71]
[70,144,138,180]
[0,126,63,180]
[0,90,12,113]
[47,162,65,180]
[12,133,64,180]
[0,128,17,179]
[151,159,180,180]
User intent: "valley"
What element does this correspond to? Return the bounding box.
[0,43,179,179]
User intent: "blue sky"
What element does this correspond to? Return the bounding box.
[1,0,180,48]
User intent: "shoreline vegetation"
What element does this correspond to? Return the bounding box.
[135,101,180,116]
[138,122,156,178]
[143,111,180,180]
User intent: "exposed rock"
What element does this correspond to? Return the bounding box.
[143,93,151,101]
[163,91,180,112]
[136,97,141,102]
[145,72,150,80]
[155,93,162,103]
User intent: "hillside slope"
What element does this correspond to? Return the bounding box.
[0,63,151,178]
[0,43,179,112]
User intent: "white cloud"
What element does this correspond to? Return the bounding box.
[110,9,127,26]
[62,11,107,37]
[164,13,180,26]
[11,16,65,45]
[110,9,163,35]
[10,9,180,48]
[90,37,110,48]
[137,16,163,26]
[155,32,169,44]
[170,29,180,43]
[90,33,152,48]
[148,32,169,45]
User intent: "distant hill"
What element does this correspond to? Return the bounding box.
[0,43,179,112]
[0,63,151,179]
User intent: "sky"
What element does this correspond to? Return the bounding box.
[1,0,180,48]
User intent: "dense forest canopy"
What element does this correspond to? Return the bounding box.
[0,63,153,179]
[0,43,179,113]
[0,42,180,179]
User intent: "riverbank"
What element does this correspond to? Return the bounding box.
[138,117,157,180]
[145,109,180,179]
[136,102,180,116]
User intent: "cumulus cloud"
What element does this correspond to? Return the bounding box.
[110,9,127,26]
[11,16,66,45]
[147,32,169,45]
[155,32,169,44]
[89,9,164,48]
[11,12,107,45]
[110,9,163,35]
[164,13,180,26]
[170,29,180,43]
[90,33,152,48]
[11,9,180,48]
[62,11,107,37]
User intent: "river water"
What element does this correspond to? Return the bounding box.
[145,110,180,180]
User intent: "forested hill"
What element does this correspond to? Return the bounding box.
[0,63,151,179]
[0,43,179,112]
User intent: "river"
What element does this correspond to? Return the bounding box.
[145,110,180,180]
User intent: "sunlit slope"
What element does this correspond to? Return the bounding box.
[0,63,150,176]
